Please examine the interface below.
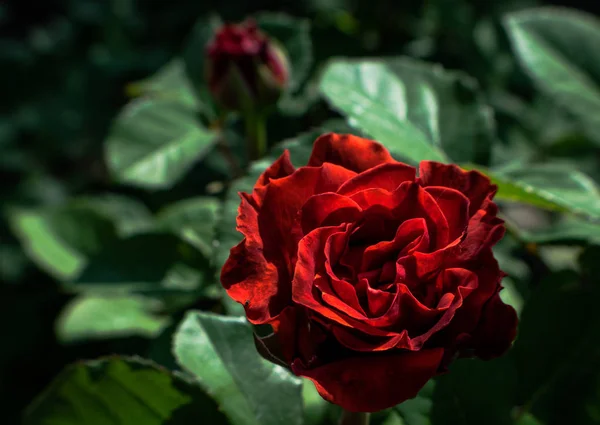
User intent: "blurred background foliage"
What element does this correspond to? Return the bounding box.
[1,0,600,424]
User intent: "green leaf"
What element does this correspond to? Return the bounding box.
[384,57,495,164]
[513,271,600,423]
[24,357,228,425]
[395,380,434,425]
[105,98,217,190]
[156,197,222,258]
[7,205,119,281]
[69,194,154,237]
[514,414,544,425]
[128,59,200,109]
[73,233,210,295]
[465,163,600,220]
[302,378,328,425]
[431,357,516,425]
[518,216,600,245]
[504,7,600,143]
[320,60,448,164]
[173,311,303,425]
[380,411,406,425]
[56,294,169,343]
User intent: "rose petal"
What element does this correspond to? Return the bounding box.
[221,195,283,323]
[349,182,449,249]
[409,268,479,349]
[418,161,497,216]
[292,348,444,412]
[361,218,429,271]
[293,226,353,321]
[300,193,362,235]
[317,275,367,318]
[308,133,396,172]
[432,250,505,346]
[425,186,470,242]
[467,292,518,360]
[337,163,416,197]
[222,162,355,324]
[355,279,396,317]
[294,226,400,335]
[350,188,397,210]
[251,150,295,206]
[331,324,408,352]
[270,306,328,364]
[457,209,505,260]
[260,163,357,275]
[394,183,449,249]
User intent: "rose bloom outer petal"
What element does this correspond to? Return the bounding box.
[424,186,470,242]
[308,133,397,173]
[300,193,362,235]
[292,348,444,412]
[430,250,506,348]
[259,162,357,264]
[467,292,518,360]
[337,162,416,197]
[221,195,281,323]
[251,150,295,206]
[418,161,497,216]
[222,158,355,324]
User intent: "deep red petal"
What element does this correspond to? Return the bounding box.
[409,268,479,349]
[458,209,505,261]
[337,162,416,197]
[394,183,450,249]
[357,279,396,317]
[300,193,362,235]
[292,226,351,321]
[433,250,506,346]
[259,163,357,278]
[361,218,428,271]
[251,150,295,207]
[331,325,408,352]
[270,306,328,365]
[348,182,450,250]
[467,292,518,360]
[418,161,497,216]
[292,349,444,412]
[221,195,283,323]
[293,226,399,334]
[308,133,397,173]
[425,186,470,242]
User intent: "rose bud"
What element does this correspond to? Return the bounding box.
[206,19,289,112]
[221,133,518,413]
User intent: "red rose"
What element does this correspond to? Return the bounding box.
[206,19,289,112]
[221,133,518,412]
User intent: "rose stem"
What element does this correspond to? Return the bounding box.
[338,410,370,425]
[245,110,267,161]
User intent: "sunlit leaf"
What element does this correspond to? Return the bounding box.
[105,98,217,190]
[24,357,228,425]
[320,60,448,164]
[173,311,303,425]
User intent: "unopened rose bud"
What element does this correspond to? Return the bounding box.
[206,20,290,112]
